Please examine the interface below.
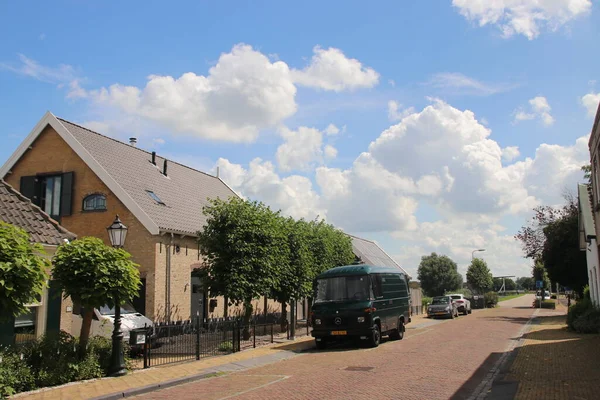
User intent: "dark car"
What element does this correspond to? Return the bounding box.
[427,296,459,319]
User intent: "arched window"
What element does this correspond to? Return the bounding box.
[83,194,107,211]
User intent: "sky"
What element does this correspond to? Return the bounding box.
[1,1,599,280]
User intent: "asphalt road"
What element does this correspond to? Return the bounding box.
[136,294,536,400]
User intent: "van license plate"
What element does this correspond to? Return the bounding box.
[331,330,347,335]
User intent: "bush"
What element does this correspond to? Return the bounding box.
[0,349,36,398]
[218,341,233,352]
[422,297,432,308]
[572,307,600,334]
[484,291,499,307]
[583,285,590,300]
[567,298,593,330]
[0,331,131,396]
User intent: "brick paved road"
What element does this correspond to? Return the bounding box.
[137,294,536,400]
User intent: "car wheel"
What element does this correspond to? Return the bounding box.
[468,308,472,314]
[463,307,468,316]
[368,324,381,347]
[450,310,455,319]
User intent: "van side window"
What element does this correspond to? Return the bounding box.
[371,274,384,298]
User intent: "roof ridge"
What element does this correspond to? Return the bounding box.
[346,233,376,244]
[56,117,223,182]
[0,178,77,240]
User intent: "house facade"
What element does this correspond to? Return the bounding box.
[587,99,600,305]
[0,179,76,345]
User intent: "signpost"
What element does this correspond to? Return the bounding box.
[535,280,543,308]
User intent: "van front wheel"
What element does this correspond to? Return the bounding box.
[389,319,404,340]
[315,339,327,350]
[368,324,381,348]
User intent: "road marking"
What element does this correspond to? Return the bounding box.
[216,375,290,400]
[466,308,539,400]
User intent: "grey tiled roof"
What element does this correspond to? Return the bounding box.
[349,234,410,278]
[0,179,76,245]
[57,119,238,235]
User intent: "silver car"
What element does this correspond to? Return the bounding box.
[427,296,459,319]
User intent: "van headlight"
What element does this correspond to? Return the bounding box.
[315,319,321,325]
[357,317,365,323]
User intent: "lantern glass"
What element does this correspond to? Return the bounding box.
[107,215,128,248]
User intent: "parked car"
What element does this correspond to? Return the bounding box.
[448,294,472,315]
[72,302,155,350]
[535,290,551,300]
[427,296,459,319]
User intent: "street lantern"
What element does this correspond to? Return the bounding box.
[471,249,486,260]
[106,215,128,377]
[107,215,128,248]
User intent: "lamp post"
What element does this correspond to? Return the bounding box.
[471,249,486,260]
[107,215,128,377]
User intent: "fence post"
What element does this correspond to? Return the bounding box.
[253,319,256,348]
[195,316,200,360]
[143,323,149,369]
[270,323,274,343]
[236,320,241,352]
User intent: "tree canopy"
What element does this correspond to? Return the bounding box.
[417,253,463,297]
[0,222,50,322]
[466,258,493,294]
[52,237,141,354]
[516,276,534,290]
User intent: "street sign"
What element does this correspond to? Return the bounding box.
[536,280,543,288]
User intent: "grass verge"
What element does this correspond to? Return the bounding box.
[498,293,526,302]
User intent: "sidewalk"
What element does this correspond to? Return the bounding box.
[12,336,316,400]
[490,302,600,400]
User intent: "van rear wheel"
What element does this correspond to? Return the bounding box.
[389,319,404,340]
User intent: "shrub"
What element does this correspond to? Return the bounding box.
[567,297,593,330]
[218,341,233,352]
[572,307,600,334]
[484,291,499,307]
[422,297,432,308]
[0,349,36,398]
[583,285,590,300]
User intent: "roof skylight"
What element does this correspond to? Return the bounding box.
[146,190,165,205]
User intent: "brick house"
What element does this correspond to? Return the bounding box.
[585,100,600,305]
[0,179,76,345]
[1,111,420,332]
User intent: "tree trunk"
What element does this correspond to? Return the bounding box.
[79,308,94,358]
[242,301,253,340]
[280,302,287,332]
[223,296,228,318]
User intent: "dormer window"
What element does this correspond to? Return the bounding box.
[83,194,107,211]
[146,190,165,205]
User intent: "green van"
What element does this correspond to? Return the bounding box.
[310,264,411,349]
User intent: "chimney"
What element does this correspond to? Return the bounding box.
[216,166,220,179]
[129,137,137,147]
[163,159,168,176]
[151,151,156,165]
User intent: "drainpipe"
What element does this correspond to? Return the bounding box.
[165,233,173,321]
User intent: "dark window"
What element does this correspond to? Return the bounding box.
[40,175,62,219]
[371,274,384,298]
[314,275,370,302]
[83,194,107,211]
[146,190,165,205]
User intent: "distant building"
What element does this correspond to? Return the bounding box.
[585,99,600,305]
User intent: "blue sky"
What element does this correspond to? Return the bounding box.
[1,1,599,279]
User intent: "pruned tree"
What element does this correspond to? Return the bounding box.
[466,258,494,294]
[532,260,551,294]
[0,222,50,322]
[52,237,141,356]
[197,197,288,339]
[417,253,463,297]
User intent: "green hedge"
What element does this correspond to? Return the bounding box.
[484,291,499,307]
[0,331,132,398]
[422,297,432,308]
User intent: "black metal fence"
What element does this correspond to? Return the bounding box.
[138,316,311,368]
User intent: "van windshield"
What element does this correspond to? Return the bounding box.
[314,275,371,303]
[98,303,138,316]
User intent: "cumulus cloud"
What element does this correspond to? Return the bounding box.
[502,146,520,162]
[452,0,592,40]
[291,45,379,91]
[388,100,415,121]
[276,126,333,172]
[582,91,600,117]
[324,124,340,136]
[513,96,554,126]
[89,44,297,143]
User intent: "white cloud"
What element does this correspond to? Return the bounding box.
[388,100,415,121]
[582,92,600,117]
[291,45,379,91]
[388,79,396,87]
[153,138,166,145]
[215,157,325,220]
[513,96,554,126]
[452,0,592,40]
[89,44,297,143]
[324,145,338,159]
[427,72,517,95]
[502,146,520,162]
[276,126,325,172]
[324,123,340,135]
